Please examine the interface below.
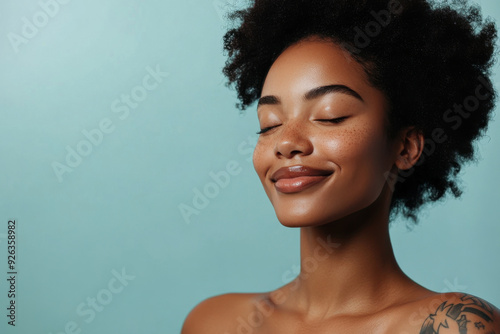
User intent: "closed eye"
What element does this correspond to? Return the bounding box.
[256,125,280,135]
[317,116,349,124]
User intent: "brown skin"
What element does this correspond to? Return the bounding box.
[182,38,500,333]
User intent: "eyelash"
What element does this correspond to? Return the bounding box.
[256,117,349,135]
[256,126,278,135]
[318,116,349,124]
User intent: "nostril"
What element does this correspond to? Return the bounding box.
[290,149,303,156]
[276,147,304,158]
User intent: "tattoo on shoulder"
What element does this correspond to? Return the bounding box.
[419,294,496,334]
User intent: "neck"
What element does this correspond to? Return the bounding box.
[278,184,427,319]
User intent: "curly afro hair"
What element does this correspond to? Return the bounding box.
[222,0,498,223]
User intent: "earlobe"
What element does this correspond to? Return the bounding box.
[395,127,424,170]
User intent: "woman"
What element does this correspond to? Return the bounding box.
[183,0,500,332]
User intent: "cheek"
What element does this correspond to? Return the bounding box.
[349,128,388,165]
[323,125,391,189]
[252,139,269,180]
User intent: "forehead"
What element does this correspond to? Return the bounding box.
[260,37,384,110]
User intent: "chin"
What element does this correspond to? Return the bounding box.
[274,208,349,228]
[272,194,383,229]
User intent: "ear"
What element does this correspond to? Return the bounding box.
[394,126,424,170]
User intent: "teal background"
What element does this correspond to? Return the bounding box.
[0,0,499,333]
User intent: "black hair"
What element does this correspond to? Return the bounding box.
[222,0,498,223]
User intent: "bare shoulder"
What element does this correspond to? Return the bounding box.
[181,292,265,334]
[394,292,500,334]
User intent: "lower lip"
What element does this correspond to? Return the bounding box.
[274,175,331,194]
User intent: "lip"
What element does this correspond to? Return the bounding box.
[271,165,333,194]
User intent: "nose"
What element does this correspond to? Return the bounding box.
[274,121,313,158]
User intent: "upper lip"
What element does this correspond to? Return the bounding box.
[271,165,333,182]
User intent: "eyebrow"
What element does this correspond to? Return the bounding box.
[257,84,364,107]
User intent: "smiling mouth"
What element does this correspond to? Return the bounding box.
[271,166,333,194]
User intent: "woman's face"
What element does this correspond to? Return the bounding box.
[253,38,399,227]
